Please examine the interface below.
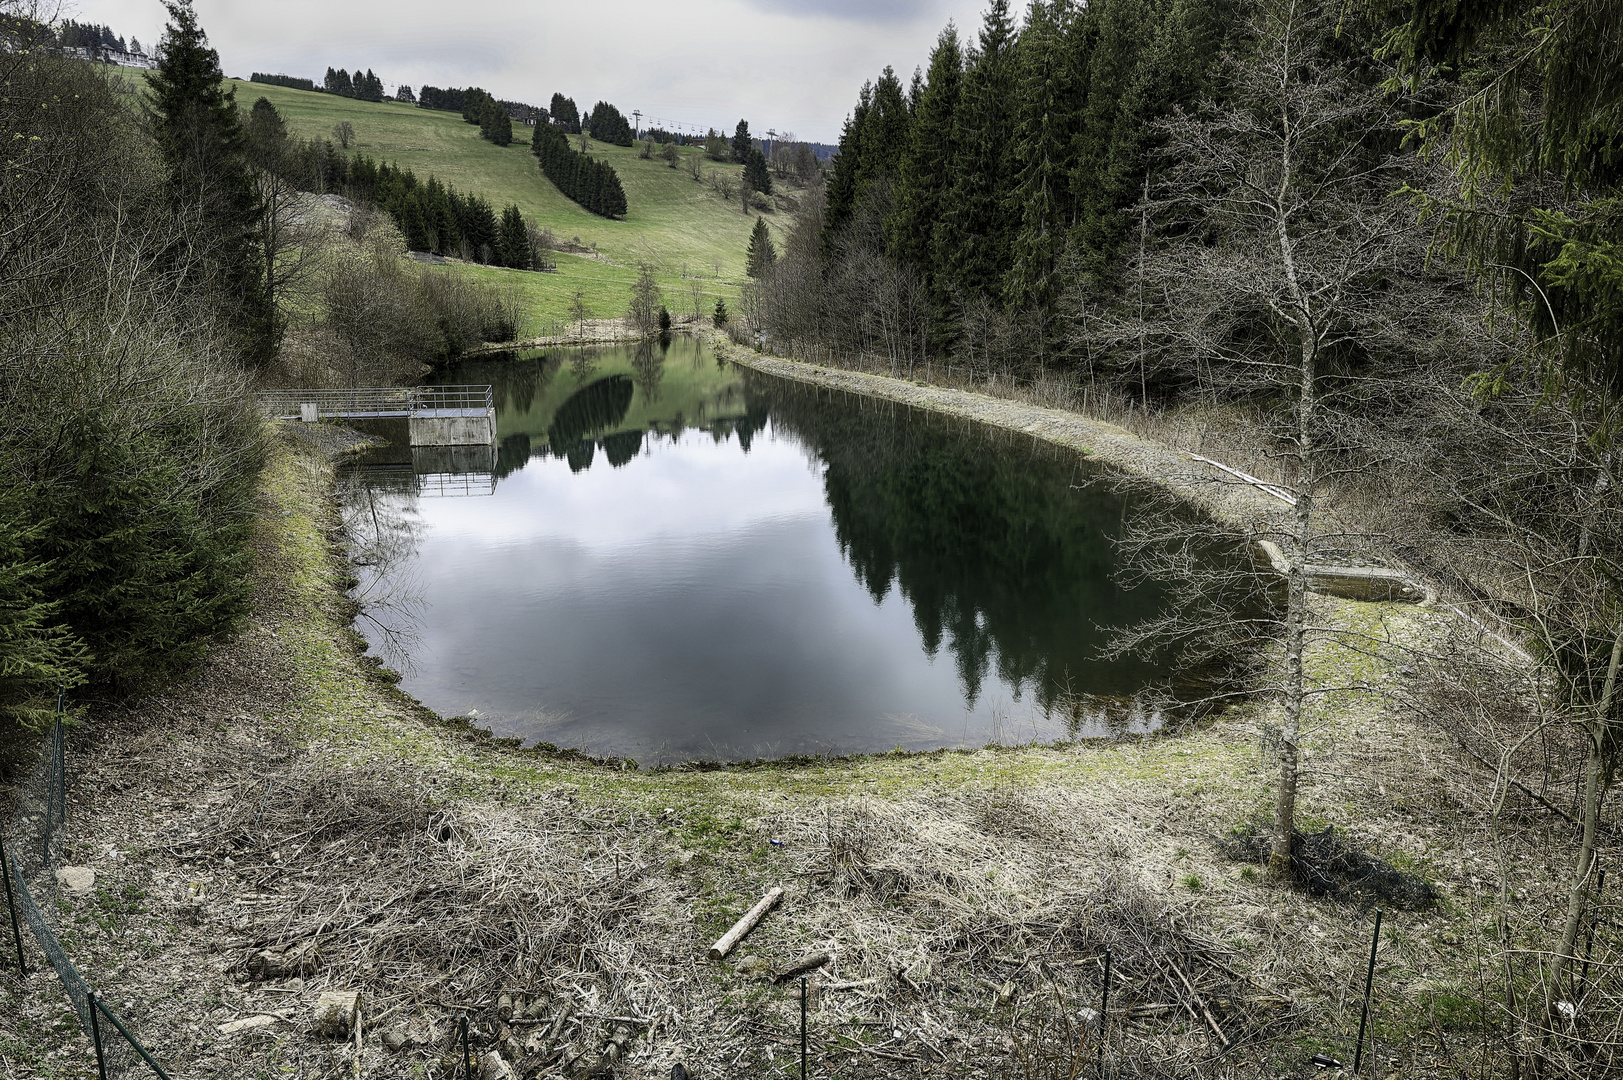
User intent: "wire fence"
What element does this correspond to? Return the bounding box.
[2,709,174,1079]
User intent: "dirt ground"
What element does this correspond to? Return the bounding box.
[0,357,1597,1080]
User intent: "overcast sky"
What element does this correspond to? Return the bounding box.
[73,0,997,143]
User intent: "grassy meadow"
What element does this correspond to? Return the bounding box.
[221,76,791,329]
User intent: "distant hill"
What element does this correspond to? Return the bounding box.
[224,77,806,333]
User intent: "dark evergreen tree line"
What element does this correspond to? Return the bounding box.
[56,19,131,54]
[549,94,580,133]
[322,153,540,268]
[418,85,468,112]
[643,127,695,146]
[324,66,385,101]
[461,87,513,146]
[531,124,628,219]
[772,0,1234,371]
[586,101,635,146]
[251,72,317,92]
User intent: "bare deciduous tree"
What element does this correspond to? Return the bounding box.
[623,264,663,339]
[568,290,590,338]
[1083,0,1460,877]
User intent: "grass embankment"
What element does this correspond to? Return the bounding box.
[1,380,1573,1078]
[224,79,787,333]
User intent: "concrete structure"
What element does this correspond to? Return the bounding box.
[258,386,497,448]
[407,410,496,447]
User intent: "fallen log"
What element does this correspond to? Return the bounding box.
[708,887,783,960]
[775,951,832,982]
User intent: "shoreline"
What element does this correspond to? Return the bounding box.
[0,369,1557,1080]
[704,330,1291,536]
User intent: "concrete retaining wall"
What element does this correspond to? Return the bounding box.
[409,409,496,447]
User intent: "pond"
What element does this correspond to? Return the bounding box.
[339,339,1194,765]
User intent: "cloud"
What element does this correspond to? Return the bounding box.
[740,0,944,24]
[74,0,992,141]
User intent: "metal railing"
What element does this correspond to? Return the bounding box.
[258,385,493,420]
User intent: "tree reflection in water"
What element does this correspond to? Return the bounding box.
[335,469,426,675]
[748,375,1178,726]
[337,345,1243,759]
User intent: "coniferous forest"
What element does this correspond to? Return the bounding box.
[585,101,636,146]
[531,123,628,218]
[1,4,266,716]
[323,66,386,101]
[250,72,317,92]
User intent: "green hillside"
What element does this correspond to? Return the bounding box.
[222,78,788,332]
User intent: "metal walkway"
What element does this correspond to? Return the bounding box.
[258,385,493,421]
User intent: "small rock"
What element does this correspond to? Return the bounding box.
[219,1014,279,1035]
[382,1026,409,1053]
[55,866,95,894]
[479,1050,512,1080]
[312,990,361,1038]
[734,955,770,978]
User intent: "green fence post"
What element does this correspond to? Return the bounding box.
[89,997,175,1080]
[89,991,108,1080]
[55,716,67,827]
[0,839,25,976]
[1353,908,1383,1075]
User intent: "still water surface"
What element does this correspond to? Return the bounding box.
[342,340,1181,764]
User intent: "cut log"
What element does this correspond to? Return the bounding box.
[774,951,832,982]
[708,887,783,960]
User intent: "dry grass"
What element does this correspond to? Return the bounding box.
[2,408,1617,1080]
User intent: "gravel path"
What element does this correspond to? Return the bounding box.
[708,334,1292,535]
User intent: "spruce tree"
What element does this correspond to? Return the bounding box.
[1069,0,1169,288]
[498,204,529,268]
[743,147,773,198]
[1382,0,1623,397]
[0,504,89,729]
[934,0,1020,306]
[823,86,873,247]
[731,120,752,163]
[889,25,963,280]
[147,1,275,365]
[588,102,634,146]
[549,93,580,133]
[1004,0,1088,310]
[746,217,777,277]
[851,66,911,248]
